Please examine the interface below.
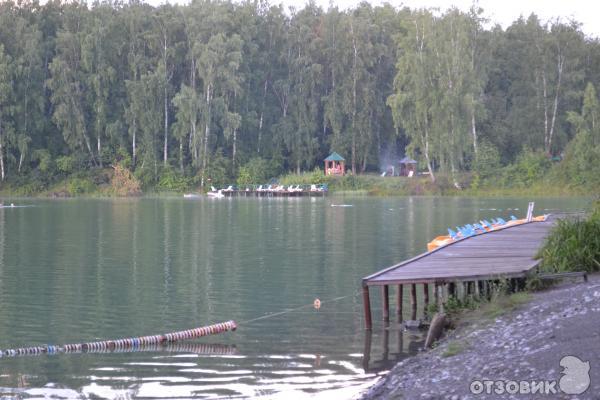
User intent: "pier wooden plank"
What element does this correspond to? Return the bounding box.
[363,219,554,286]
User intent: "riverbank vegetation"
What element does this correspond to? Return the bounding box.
[0,0,599,197]
[537,201,600,273]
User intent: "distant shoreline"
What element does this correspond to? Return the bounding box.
[1,173,595,199]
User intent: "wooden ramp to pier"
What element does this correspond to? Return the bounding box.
[361,218,555,330]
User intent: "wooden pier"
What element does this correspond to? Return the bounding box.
[361,218,555,330]
[210,184,327,197]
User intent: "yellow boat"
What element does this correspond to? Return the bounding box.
[427,236,454,252]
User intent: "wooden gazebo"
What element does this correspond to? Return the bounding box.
[399,156,417,177]
[324,152,345,176]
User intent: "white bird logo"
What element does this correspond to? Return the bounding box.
[559,355,590,395]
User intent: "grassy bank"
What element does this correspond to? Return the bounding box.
[536,201,600,273]
[1,166,597,198]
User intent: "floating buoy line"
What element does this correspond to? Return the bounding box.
[237,291,361,325]
[1,320,236,358]
[2,292,362,359]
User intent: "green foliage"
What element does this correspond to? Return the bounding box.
[445,295,480,315]
[498,150,551,188]
[537,209,600,273]
[2,176,45,196]
[552,132,600,188]
[203,151,231,187]
[472,141,501,182]
[279,168,329,185]
[0,1,597,196]
[551,82,600,189]
[426,302,439,316]
[32,149,54,176]
[133,167,157,191]
[237,157,275,185]
[67,177,95,195]
[525,275,553,291]
[56,156,75,175]
[115,148,132,169]
[157,166,193,192]
[482,291,531,319]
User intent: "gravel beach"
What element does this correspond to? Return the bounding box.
[360,274,600,400]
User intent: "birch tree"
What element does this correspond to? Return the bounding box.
[0,45,11,181]
[388,10,437,181]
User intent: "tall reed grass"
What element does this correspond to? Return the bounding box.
[537,202,600,273]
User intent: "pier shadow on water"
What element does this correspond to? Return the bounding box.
[362,322,426,374]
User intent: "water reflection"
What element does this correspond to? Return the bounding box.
[0,196,589,398]
[362,324,425,374]
[1,343,238,358]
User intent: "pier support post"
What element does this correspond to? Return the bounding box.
[396,285,404,321]
[410,284,417,320]
[437,285,444,313]
[362,330,372,372]
[362,285,372,330]
[382,285,390,322]
[423,283,430,306]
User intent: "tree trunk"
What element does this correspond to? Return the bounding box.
[83,133,95,167]
[351,21,358,174]
[191,57,197,164]
[97,99,103,167]
[450,116,459,188]
[471,96,477,157]
[548,52,564,154]
[179,139,183,173]
[0,123,4,181]
[424,125,435,183]
[258,79,268,154]
[164,80,168,166]
[132,121,137,167]
[163,34,169,166]
[97,134,102,168]
[351,136,356,175]
[542,69,549,152]
[232,127,237,171]
[201,83,211,188]
[232,91,238,172]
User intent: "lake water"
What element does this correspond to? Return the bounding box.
[0,196,590,398]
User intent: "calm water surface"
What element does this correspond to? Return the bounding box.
[0,196,590,398]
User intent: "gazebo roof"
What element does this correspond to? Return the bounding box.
[399,156,417,164]
[325,151,345,162]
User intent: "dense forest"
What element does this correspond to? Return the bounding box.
[0,0,598,194]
